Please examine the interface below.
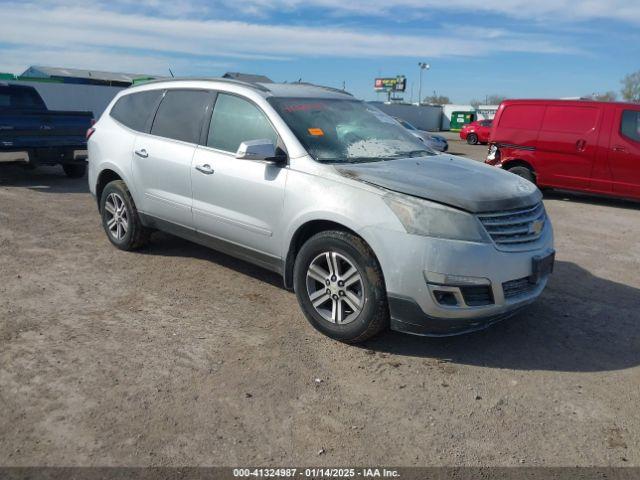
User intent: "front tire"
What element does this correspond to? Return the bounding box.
[467,133,479,145]
[100,180,150,251]
[508,165,536,184]
[62,163,87,178]
[293,230,389,343]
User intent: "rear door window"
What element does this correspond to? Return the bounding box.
[110,90,162,132]
[207,93,278,153]
[150,89,211,144]
[621,110,640,142]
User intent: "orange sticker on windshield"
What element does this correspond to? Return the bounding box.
[308,128,324,136]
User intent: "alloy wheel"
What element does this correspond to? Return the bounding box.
[306,251,364,324]
[104,193,129,241]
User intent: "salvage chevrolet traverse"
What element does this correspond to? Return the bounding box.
[88,79,554,343]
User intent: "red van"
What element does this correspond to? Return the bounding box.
[485,99,640,201]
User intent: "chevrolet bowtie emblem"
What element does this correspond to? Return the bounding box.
[530,219,544,235]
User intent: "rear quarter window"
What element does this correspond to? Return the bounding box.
[499,105,545,130]
[542,106,600,134]
[110,90,162,132]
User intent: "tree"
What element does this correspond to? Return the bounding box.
[486,94,507,105]
[423,92,450,105]
[588,91,618,102]
[621,71,640,103]
[470,95,507,107]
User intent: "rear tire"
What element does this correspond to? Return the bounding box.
[293,230,389,343]
[100,180,150,251]
[467,133,479,145]
[508,165,536,184]
[62,163,87,178]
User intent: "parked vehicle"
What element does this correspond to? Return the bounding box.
[486,99,640,201]
[394,117,449,152]
[460,120,492,145]
[88,79,554,343]
[0,83,93,177]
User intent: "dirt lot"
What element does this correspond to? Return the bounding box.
[1,136,639,467]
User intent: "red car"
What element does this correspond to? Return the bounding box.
[486,99,640,201]
[460,120,492,145]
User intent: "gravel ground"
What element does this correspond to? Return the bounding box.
[1,136,639,466]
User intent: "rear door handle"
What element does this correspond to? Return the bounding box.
[134,149,148,158]
[613,145,627,153]
[195,164,214,175]
[575,139,587,152]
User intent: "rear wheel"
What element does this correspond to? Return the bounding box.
[293,230,389,343]
[508,165,536,184]
[62,163,87,178]
[100,180,150,251]
[466,133,479,145]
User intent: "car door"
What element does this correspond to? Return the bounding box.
[609,107,640,199]
[536,105,602,189]
[131,89,213,228]
[191,92,287,258]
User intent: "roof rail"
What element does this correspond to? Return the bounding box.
[132,77,272,93]
[294,82,353,97]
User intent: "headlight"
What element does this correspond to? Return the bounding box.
[383,192,489,242]
[487,144,499,161]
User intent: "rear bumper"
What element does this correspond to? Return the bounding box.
[71,149,88,162]
[0,151,29,163]
[0,148,87,165]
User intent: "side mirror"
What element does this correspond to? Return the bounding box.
[235,139,285,164]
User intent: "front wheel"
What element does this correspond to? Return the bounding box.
[293,230,389,343]
[508,166,536,184]
[62,163,87,178]
[466,133,479,145]
[100,180,150,251]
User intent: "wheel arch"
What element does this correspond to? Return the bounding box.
[95,168,124,209]
[283,219,376,290]
[502,159,537,182]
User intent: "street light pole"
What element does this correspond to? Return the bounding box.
[418,62,430,105]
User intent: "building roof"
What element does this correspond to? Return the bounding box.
[22,66,162,84]
[222,72,273,83]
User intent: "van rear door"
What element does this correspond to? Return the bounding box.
[536,104,602,190]
[608,107,640,199]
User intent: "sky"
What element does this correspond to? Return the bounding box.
[0,0,638,103]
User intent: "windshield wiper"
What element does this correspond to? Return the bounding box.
[386,150,432,159]
[320,157,384,164]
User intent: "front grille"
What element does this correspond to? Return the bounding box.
[460,285,494,306]
[502,277,536,299]
[478,203,546,251]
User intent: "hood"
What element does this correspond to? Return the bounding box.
[334,154,542,213]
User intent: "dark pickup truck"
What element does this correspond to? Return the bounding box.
[0,82,93,177]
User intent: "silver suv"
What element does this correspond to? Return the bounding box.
[88,79,554,343]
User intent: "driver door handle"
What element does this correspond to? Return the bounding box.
[613,145,627,153]
[195,164,214,175]
[134,149,148,158]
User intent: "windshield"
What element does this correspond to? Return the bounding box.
[268,97,433,163]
